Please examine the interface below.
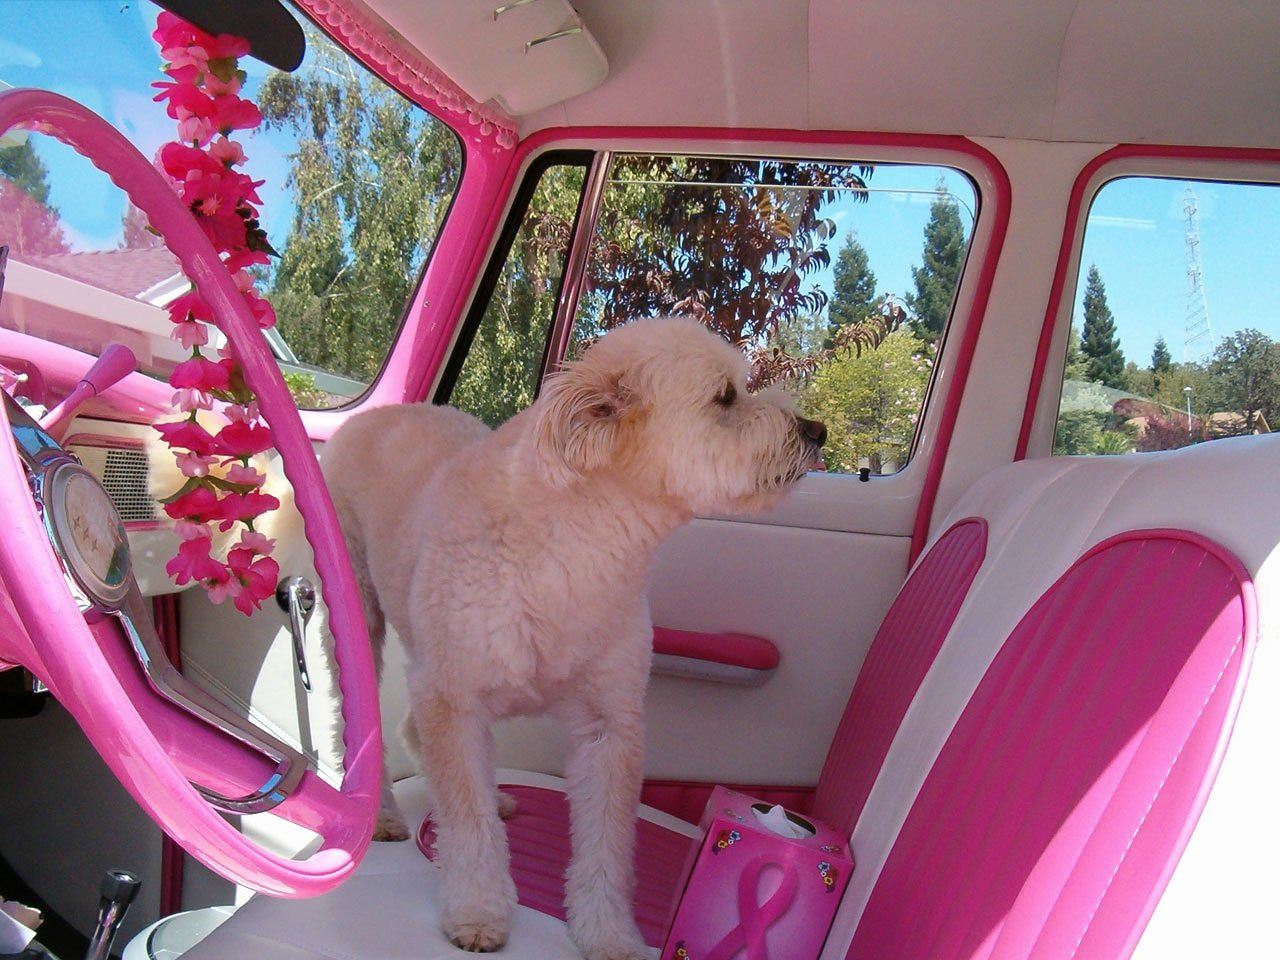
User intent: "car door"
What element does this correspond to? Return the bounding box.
[422,136,1010,812]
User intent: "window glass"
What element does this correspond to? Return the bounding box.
[0,1,461,408]
[570,154,976,476]
[448,162,587,426]
[1055,177,1280,455]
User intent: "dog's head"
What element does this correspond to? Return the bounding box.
[529,317,825,514]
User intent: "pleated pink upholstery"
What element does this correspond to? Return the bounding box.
[847,531,1252,960]
[813,518,988,835]
[419,784,694,946]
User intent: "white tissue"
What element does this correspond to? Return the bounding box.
[0,900,38,952]
[752,803,814,839]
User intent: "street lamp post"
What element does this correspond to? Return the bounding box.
[1183,385,1193,436]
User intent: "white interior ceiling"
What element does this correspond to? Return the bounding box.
[358,0,1280,148]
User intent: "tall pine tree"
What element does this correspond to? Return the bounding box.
[826,232,878,345]
[907,185,966,344]
[0,139,53,203]
[1080,264,1125,388]
[1150,334,1172,390]
[1150,335,1172,372]
[0,139,69,255]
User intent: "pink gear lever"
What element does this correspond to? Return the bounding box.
[40,343,139,439]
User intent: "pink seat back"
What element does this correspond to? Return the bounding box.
[813,518,988,835]
[846,530,1253,960]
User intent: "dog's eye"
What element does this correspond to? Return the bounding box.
[714,383,737,407]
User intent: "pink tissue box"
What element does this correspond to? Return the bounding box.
[661,786,853,960]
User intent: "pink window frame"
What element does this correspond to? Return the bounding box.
[1015,144,1280,461]
[331,126,1010,565]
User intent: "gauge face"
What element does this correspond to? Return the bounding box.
[45,463,131,608]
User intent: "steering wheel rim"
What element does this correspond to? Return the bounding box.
[0,88,380,897]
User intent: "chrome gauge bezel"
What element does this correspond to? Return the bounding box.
[41,460,133,611]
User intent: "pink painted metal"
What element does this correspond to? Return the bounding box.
[0,328,173,422]
[0,88,381,897]
[847,530,1255,960]
[812,517,988,836]
[39,342,138,438]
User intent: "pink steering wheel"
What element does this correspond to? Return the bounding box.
[0,89,380,897]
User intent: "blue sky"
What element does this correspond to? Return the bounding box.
[1077,177,1280,367]
[0,0,294,245]
[819,164,975,313]
[3,0,1276,377]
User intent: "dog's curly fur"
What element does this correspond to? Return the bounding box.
[322,317,825,957]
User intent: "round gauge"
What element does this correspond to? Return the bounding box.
[44,462,132,609]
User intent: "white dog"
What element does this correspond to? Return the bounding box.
[322,317,825,958]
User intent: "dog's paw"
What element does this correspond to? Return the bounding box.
[372,810,411,842]
[441,911,510,953]
[496,789,518,819]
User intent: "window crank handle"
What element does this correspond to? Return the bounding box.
[275,576,316,692]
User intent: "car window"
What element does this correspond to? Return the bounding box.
[455,151,977,477]
[0,1,462,409]
[446,159,589,427]
[569,154,976,476]
[1055,176,1280,454]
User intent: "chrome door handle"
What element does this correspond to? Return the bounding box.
[275,576,316,692]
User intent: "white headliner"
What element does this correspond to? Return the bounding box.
[362,0,1280,148]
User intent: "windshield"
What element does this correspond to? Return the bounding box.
[0,1,462,409]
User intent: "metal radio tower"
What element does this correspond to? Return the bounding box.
[1182,184,1214,362]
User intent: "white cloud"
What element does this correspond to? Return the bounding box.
[0,37,41,70]
[1087,215,1157,231]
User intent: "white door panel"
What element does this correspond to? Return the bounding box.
[479,516,911,786]
[642,518,909,786]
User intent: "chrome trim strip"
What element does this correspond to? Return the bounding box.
[546,150,612,372]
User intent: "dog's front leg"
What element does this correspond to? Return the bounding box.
[413,696,516,952]
[560,701,648,960]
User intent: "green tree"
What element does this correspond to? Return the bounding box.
[1149,334,1173,392]
[586,157,869,346]
[1151,336,1172,374]
[827,232,878,342]
[0,139,52,203]
[1206,328,1280,434]
[800,328,931,473]
[1063,321,1088,381]
[1080,264,1126,388]
[0,139,70,256]
[1053,408,1105,455]
[906,184,966,343]
[256,25,462,395]
[570,156,903,390]
[450,165,586,426]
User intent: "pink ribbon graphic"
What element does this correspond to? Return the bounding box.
[703,855,799,960]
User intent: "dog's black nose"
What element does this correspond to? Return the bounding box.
[797,416,827,447]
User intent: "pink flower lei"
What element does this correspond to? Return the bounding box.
[151,11,281,615]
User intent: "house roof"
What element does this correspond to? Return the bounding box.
[20,247,183,302]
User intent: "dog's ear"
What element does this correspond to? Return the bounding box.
[531,360,634,487]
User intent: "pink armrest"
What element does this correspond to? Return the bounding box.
[651,626,780,685]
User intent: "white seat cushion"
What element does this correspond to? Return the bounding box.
[182,774,692,959]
